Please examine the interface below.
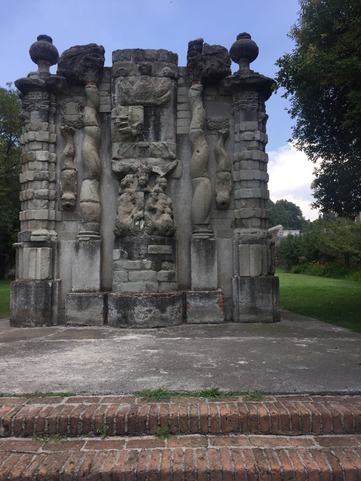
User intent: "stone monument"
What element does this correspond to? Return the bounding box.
[10,33,279,327]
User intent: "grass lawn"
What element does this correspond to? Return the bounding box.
[278,271,361,333]
[0,280,11,319]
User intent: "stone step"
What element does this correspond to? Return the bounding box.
[1,395,361,438]
[1,434,361,479]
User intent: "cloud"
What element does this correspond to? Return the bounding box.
[268,143,319,221]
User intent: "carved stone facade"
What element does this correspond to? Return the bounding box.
[11,33,279,328]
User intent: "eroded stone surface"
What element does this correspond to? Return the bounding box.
[12,33,279,327]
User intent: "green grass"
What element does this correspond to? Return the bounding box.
[278,271,361,332]
[135,388,264,401]
[0,280,10,318]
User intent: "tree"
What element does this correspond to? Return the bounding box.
[279,217,361,268]
[276,0,361,217]
[269,199,306,229]
[0,86,21,278]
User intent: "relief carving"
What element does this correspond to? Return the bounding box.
[114,168,174,237]
[79,82,102,238]
[59,100,83,210]
[115,76,172,106]
[188,83,212,232]
[207,118,231,210]
[60,125,77,210]
[145,177,175,236]
[111,105,144,142]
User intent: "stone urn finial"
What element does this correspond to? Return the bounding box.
[29,35,59,78]
[229,32,259,72]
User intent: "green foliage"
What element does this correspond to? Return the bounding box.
[135,388,260,401]
[0,280,10,318]
[269,199,306,229]
[155,426,171,439]
[243,390,265,401]
[276,0,361,216]
[278,271,361,332]
[0,86,21,277]
[279,218,361,272]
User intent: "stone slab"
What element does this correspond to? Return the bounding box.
[72,240,101,292]
[10,280,54,327]
[108,291,184,328]
[65,292,106,326]
[0,312,360,393]
[191,235,218,290]
[233,275,280,323]
[185,290,225,324]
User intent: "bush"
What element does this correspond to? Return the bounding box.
[278,217,361,280]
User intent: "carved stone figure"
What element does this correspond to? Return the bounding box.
[57,43,105,238]
[145,177,175,236]
[79,83,102,238]
[187,38,231,85]
[57,44,105,84]
[188,83,212,232]
[111,105,144,142]
[207,118,231,210]
[115,174,144,236]
[114,166,175,237]
[60,125,77,210]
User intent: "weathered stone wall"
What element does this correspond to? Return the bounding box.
[11,33,279,327]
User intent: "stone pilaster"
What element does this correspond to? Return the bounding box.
[225,33,280,322]
[11,35,62,326]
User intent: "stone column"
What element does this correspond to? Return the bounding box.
[226,33,279,322]
[57,44,105,294]
[184,39,233,323]
[11,35,62,326]
[107,48,184,328]
[186,40,218,291]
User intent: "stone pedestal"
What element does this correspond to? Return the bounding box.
[191,235,217,290]
[189,236,224,323]
[65,292,106,326]
[10,280,55,327]
[113,236,176,293]
[108,292,184,328]
[72,239,101,292]
[185,290,224,324]
[232,275,280,323]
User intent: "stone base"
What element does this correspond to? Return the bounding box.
[72,239,101,292]
[65,292,106,326]
[10,280,54,327]
[185,290,225,324]
[233,275,280,323]
[108,292,184,328]
[191,235,218,290]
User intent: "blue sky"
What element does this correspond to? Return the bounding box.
[0,0,299,151]
[0,0,318,218]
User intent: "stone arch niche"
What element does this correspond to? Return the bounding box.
[10,34,279,328]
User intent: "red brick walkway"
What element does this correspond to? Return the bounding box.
[1,395,361,479]
[1,435,361,480]
[1,394,361,437]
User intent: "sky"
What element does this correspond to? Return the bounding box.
[0,0,318,220]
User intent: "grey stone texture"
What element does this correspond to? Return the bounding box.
[191,235,218,290]
[186,290,225,324]
[233,276,280,323]
[11,32,279,327]
[65,292,106,326]
[10,280,54,327]
[108,292,184,328]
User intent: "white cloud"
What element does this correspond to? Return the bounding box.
[268,143,319,221]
